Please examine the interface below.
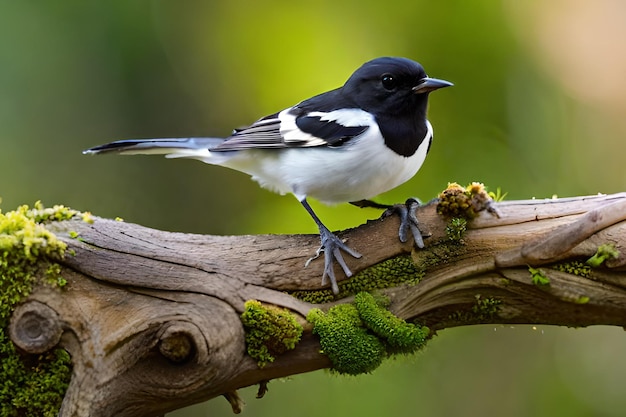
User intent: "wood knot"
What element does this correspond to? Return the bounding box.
[9,301,62,354]
[158,324,205,364]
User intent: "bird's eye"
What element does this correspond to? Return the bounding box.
[381,74,397,90]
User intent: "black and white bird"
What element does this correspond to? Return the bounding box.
[84,57,452,294]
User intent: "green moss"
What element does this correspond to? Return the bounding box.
[241,300,303,367]
[1,202,73,417]
[354,292,429,354]
[575,296,590,304]
[445,217,467,243]
[447,294,502,324]
[529,266,550,286]
[307,292,430,375]
[289,255,424,303]
[586,244,620,268]
[551,261,592,278]
[28,201,79,224]
[307,304,386,375]
[6,348,72,415]
[471,295,501,320]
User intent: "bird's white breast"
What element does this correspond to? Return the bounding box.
[213,111,432,204]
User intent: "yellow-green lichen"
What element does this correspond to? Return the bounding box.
[240,300,303,367]
[306,292,430,375]
[586,244,619,268]
[81,211,94,224]
[1,202,73,417]
[555,290,592,305]
[575,296,590,304]
[28,201,79,224]
[551,261,592,278]
[529,266,550,286]
[289,255,424,303]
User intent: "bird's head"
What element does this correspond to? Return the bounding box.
[342,57,452,116]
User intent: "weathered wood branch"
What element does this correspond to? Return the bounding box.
[8,193,626,416]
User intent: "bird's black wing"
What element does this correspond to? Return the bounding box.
[293,114,369,147]
[211,113,287,151]
[211,89,371,152]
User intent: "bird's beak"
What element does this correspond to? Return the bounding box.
[412,77,454,94]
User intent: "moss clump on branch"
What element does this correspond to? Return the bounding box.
[1,201,76,417]
[241,300,303,367]
[447,294,502,324]
[307,304,386,375]
[529,266,550,286]
[307,292,430,375]
[437,182,500,220]
[445,217,468,243]
[289,255,424,303]
[354,292,429,354]
[471,295,502,320]
[586,244,619,268]
[548,245,619,280]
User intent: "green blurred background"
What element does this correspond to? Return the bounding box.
[2,1,626,416]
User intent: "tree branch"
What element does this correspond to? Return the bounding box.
[7,193,626,416]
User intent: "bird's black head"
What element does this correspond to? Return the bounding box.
[342,57,452,117]
[339,57,452,156]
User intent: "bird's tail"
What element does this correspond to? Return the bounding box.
[83,138,226,159]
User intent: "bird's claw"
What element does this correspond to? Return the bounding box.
[306,228,362,294]
[382,198,426,248]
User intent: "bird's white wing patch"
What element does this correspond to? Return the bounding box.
[212,108,373,151]
[281,108,373,147]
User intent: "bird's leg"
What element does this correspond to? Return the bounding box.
[351,198,426,248]
[383,198,425,248]
[300,198,362,294]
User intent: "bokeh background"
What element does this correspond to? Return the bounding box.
[2,1,626,416]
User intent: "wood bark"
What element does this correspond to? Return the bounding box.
[8,193,626,416]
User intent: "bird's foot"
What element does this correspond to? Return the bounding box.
[382,198,427,248]
[305,227,362,294]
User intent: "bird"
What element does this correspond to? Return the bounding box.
[84,56,452,294]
